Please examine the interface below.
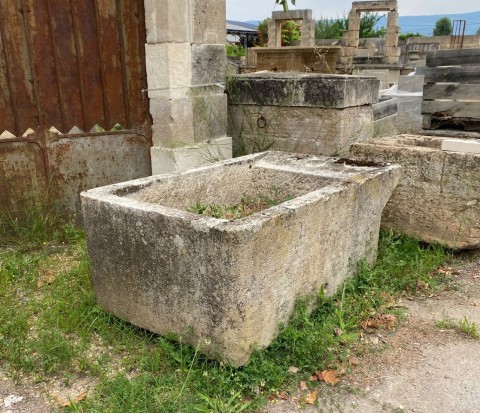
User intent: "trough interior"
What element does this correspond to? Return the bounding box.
[120,164,333,212]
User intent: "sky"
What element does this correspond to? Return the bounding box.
[226,0,480,21]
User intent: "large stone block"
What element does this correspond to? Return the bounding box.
[228,105,374,156]
[191,44,227,85]
[150,136,232,174]
[351,134,480,249]
[192,92,227,142]
[150,98,195,146]
[193,0,226,44]
[145,43,192,99]
[144,0,192,43]
[227,73,379,108]
[82,151,400,365]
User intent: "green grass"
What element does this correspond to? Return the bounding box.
[436,315,480,340]
[0,215,449,412]
[187,187,294,220]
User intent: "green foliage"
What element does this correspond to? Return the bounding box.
[433,17,453,36]
[281,20,301,46]
[359,13,386,38]
[477,27,480,35]
[188,188,294,220]
[1,219,450,412]
[315,17,348,39]
[226,44,246,57]
[398,32,423,41]
[436,315,480,339]
[0,189,71,250]
[275,0,296,12]
[256,18,269,46]
[315,13,386,39]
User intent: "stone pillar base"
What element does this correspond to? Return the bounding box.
[151,136,232,175]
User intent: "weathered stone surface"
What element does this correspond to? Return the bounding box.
[150,136,232,174]
[144,0,192,44]
[252,47,340,74]
[227,73,379,109]
[81,151,400,365]
[150,98,195,147]
[193,0,226,44]
[352,0,397,12]
[228,105,374,156]
[145,43,192,99]
[191,44,227,85]
[351,134,480,249]
[192,92,227,142]
[268,9,315,48]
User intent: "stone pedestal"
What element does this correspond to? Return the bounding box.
[227,73,379,156]
[145,0,231,173]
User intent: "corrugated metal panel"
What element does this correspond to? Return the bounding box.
[0,0,149,135]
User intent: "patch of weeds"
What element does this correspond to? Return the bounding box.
[0,191,71,250]
[2,224,449,412]
[188,187,294,220]
[436,315,480,340]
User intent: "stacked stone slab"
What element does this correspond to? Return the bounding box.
[81,151,400,365]
[227,72,379,156]
[351,134,480,249]
[145,0,232,174]
[341,1,400,65]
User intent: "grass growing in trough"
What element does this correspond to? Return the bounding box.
[0,214,449,412]
[187,187,294,220]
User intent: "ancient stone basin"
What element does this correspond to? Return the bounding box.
[81,151,400,365]
[351,134,480,249]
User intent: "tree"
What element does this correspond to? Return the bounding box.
[281,21,301,46]
[477,27,480,35]
[359,13,386,38]
[433,17,452,36]
[256,18,269,46]
[275,0,296,12]
[315,13,386,39]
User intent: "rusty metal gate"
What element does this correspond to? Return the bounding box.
[0,0,152,217]
[0,0,149,135]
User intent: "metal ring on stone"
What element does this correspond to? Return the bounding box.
[257,116,267,128]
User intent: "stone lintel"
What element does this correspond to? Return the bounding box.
[227,73,379,109]
[271,9,313,21]
[351,0,397,12]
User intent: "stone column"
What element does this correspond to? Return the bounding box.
[144,0,232,174]
[340,11,360,65]
[385,11,400,64]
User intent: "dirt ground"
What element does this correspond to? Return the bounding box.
[1,251,479,413]
[265,249,480,413]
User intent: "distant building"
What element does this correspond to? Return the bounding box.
[226,20,258,46]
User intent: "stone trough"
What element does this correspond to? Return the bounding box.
[351,135,480,249]
[81,152,400,365]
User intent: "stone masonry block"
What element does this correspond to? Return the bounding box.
[191,44,226,85]
[82,151,400,365]
[150,98,195,146]
[351,134,480,249]
[144,0,192,43]
[145,43,192,99]
[192,92,227,142]
[385,32,399,48]
[387,11,399,26]
[150,136,233,174]
[193,0,226,44]
[227,73,379,109]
